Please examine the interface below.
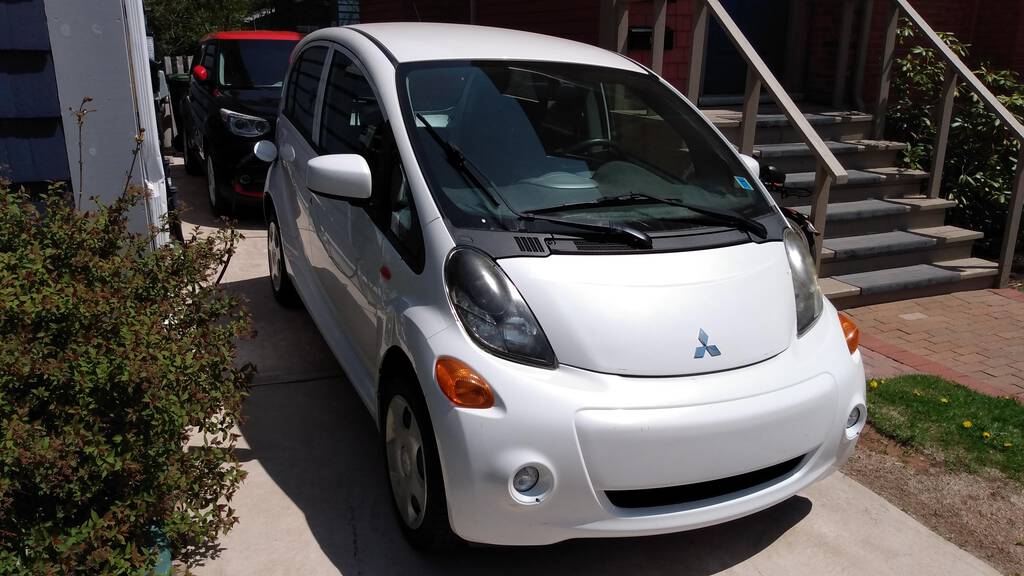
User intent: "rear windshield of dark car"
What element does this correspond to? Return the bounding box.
[217,40,297,89]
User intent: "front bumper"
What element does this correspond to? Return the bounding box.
[208,128,270,202]
[413,301,865,546]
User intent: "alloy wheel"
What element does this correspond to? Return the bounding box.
[385,395,428,530]
[268,221,283,291]
[206,154,217,208]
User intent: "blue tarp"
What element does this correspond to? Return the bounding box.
[0,0,50,51]
[0,118,71,183]
[0,0,70,184]
[0,52,61,118]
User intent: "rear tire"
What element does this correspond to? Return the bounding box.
[267,211,300,307]
[182,110,202,176]
[381,372,461,552]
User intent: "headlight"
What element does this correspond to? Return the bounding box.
[445,247,557,368]
[784,228,824,335]
[219,108,270,137]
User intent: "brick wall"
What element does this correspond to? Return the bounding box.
[360,0,1024,109]
[854,0,1024,110]
[621,1,693,91]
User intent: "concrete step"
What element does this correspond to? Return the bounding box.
[756,139,906,172]
[823,258,999,308]
[775,167,930,206]
[820,227,979,276]
[706,109,874,144]
[792,197,952,237]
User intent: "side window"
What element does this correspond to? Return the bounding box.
[284,46,327,142]
[200,43,216,70]
[320,50,423,268]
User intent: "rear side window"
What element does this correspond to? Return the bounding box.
[200,43,216,69]
[284,46,327,142]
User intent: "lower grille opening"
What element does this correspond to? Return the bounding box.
[605,455,805,509]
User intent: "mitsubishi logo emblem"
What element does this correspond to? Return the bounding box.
[694,329,721,359]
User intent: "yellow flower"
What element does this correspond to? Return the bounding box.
[982,431,991,439]
[869,380,879,390]
[940,397,949,404]
[1005,442,1014,448]
[913,389,922,396]
[962,420,973,429]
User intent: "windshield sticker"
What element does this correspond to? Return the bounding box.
[734,176,753,191]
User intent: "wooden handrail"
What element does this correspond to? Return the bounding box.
[690,0,848,266]
[701,0,848,185]
[876,0,1024,287]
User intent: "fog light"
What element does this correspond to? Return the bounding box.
[847,406,862,428]
[512,466,539,493]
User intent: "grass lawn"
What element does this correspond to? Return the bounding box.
[867,374,1023,484]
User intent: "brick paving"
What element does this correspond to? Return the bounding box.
[846,288,1024,401]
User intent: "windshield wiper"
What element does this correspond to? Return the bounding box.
[414,113,502,209]
[414,113,652,248]
[518,212,653,248]
[528,192,768,239]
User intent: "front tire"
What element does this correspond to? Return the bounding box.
[382,374,461,551]
[267,212,300,307]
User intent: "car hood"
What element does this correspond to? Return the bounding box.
[497,241,796,376]
[217,87,282,118]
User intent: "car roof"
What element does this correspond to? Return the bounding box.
[202,30,304,42]
[312,23,646,73]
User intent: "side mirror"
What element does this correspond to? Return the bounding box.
[306,154,372,200]
[759,164,787,188]
[738,153,760,178]
[254,140,277,162]
[191,64,209,82]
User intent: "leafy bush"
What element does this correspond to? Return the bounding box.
[0,185,251,574]
[886,23,1024,256]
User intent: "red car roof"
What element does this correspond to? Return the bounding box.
[201,30,304,42]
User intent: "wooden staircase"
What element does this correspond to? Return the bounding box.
[705,108,999,308]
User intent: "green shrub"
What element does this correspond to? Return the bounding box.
[886,23,1024,256]
[0,185,252,574]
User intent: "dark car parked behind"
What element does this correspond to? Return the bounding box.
[181,31,302,216]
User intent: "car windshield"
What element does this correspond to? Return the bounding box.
[399,60,772,234]
[218,40,297,89]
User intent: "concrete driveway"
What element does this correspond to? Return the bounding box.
[169,159,999,576]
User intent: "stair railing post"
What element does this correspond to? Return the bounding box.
[739,66,761,155]
[832,0,856,109]
[688,0,709,102]
[652,0,668,75]
[998,146,1024,287]
[811,163,833,269]
[874,1,901,139]
[927,63,957,198]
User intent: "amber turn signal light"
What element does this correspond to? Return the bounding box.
[838,312,860,354]
[435,357,494,409]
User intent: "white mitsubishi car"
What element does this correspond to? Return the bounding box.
[256,22,866,549]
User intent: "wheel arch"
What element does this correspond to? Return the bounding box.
[378,345,420,431]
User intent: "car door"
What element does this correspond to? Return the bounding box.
[277,44,329,280]
[307,48,387,385]
[188,42,218,156]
